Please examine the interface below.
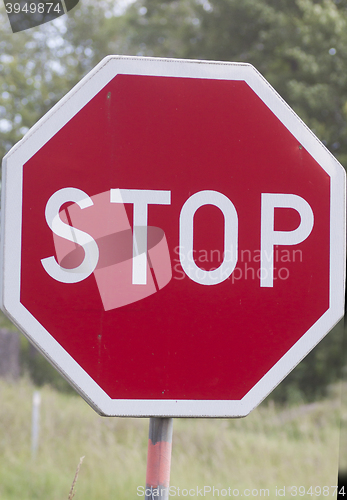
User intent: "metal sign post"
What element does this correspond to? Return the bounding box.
[146,418,174,500]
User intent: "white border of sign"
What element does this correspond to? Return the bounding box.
[1,56,345,417]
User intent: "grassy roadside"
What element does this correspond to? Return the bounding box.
[0,378,343,500]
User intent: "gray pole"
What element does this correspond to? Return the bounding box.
[145,417,174,500]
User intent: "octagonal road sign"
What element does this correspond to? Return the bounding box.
[1,56,345,417]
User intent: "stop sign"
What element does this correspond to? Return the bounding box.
[1,56,345,417]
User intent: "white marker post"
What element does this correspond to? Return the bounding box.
[31,390,41,458]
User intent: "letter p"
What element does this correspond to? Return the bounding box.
[260,193,314,287]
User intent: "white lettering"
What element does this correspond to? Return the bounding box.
[41,188,99,283]
[260,193,314,287]
[110,188,171,285]
[179,190,238,285]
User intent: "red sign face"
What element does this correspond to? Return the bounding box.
[1,57,345,417]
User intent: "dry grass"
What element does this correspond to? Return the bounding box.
[0,378,343,500]
[68,457,85,500]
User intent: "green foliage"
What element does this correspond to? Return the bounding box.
[0,0,127,160]
[0,311,72,392]
[270,320,345,404]
[0,310,18,330]
[1,0,347,161]
[121,0,347,166]
[2,0,347,162]
[0,16,66,159]
[0,378,342,499]
[20,337,75,393]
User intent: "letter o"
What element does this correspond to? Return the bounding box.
[179,190,238,285]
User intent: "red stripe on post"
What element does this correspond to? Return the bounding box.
[146,439,172,488]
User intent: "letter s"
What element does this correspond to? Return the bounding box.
[41,188,99,283]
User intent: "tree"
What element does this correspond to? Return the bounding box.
[0,0,127,160]
[121,0,347,166]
